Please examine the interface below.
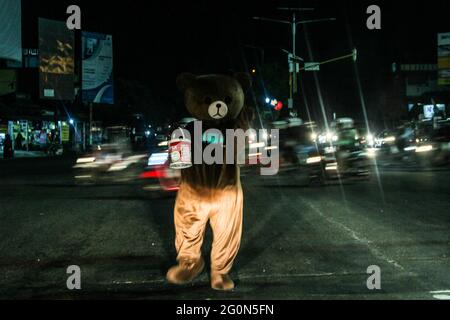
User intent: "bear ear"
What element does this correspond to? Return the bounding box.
[234,72,252,91]
[176,73,196,91]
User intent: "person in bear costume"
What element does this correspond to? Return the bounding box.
[166,72,253,291]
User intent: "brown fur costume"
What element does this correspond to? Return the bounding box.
[166,73,253,291]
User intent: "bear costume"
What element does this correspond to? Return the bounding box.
[166,72,253,291]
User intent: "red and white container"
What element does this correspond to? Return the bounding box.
[169,138,192,169]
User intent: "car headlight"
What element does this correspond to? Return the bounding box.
[306,156,322,164]
[148,152,169,166]
[76,157,96,164]
[415,145,433,153]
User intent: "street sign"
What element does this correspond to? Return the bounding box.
[305,62,320,71]
[61,122,70,142]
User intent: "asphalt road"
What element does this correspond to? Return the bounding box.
[0,157,449,299]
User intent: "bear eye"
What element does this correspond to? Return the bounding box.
[224,96,232,104]
[204,97,212,104]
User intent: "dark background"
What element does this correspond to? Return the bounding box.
[20,0,450,127]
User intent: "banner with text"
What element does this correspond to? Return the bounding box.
[82,32,114,104]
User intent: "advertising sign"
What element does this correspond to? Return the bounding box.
[438,33,450,86]
[0,0,22,63]
[39,18,75,100]
[61,122,70,142]
[82,32,114,104]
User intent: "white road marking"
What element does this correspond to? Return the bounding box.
[300,198,405,271]
[433,294,450,300]
[237,272,351,280]
[430,289,450,299]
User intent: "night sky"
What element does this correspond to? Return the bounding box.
[20,0,450,126]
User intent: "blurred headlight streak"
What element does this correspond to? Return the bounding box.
[306,156,322,164]
[248,152,263,158]
[148,153,169,166]
[158,141,169,147]
[249,142,265,149]
[415,145,433,153]
[76,157,96,164]
[325,163,338,171]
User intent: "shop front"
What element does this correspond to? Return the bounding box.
[0,117,88,156]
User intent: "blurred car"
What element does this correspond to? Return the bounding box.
[139,143,180,196]
[73,126,147,184]
[306,118,371,184]
[138,119,195,196]
[73,143,147,184]
[414,124,450,167]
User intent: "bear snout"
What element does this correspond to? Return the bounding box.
[208,101,228,119]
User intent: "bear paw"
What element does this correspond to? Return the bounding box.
[211,272,235,291]
[166,257,205,285]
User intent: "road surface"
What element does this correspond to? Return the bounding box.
[0,157,449,299]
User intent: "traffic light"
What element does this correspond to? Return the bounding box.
[274,101,283,111]
[265,97,284,111]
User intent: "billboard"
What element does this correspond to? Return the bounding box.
[0,0,22,63]
[38,18,75,100]
[82,32,114,104]
[438,33,450,86]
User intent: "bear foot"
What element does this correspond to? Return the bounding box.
[211,272,235,291]
[166,257,205,285]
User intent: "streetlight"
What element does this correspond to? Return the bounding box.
[253,8,336,110]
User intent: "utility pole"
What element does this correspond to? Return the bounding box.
[253,8,336,113]
[89,102,93,146]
